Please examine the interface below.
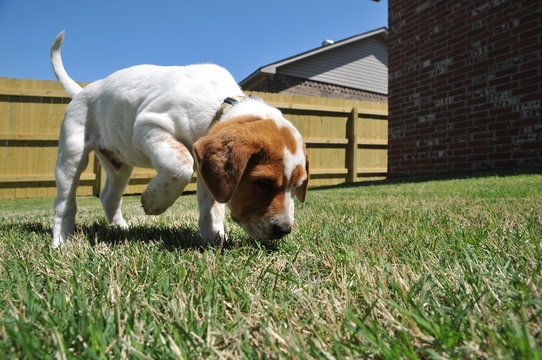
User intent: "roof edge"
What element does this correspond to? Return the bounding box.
[240,27,388,86]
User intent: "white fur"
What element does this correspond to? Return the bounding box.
[50,31,305,248]
[284,138,306,183]
[219,98,283,124]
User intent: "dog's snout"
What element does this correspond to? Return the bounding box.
[272,223,292,239]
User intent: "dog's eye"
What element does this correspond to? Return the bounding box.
[256,178,274,192]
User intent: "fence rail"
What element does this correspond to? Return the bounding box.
[0,77,388,199]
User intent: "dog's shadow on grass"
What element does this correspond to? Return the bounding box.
[18,221,239,252]
[82,222,209,251]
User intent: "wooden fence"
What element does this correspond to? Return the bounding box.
[0,77,388,199]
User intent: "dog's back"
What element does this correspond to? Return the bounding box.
[52,30,242,140]
[80,64,242,145]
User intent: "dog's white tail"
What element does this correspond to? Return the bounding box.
[50,31,82,98]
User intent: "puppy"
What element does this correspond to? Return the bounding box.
[50,31,308,248]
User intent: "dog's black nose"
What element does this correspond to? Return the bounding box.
[272,224,292,239]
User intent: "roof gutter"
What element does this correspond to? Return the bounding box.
[239,67,275,87]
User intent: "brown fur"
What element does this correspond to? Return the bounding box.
[193,115,308,222]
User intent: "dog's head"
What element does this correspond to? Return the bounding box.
[193,104,308,241]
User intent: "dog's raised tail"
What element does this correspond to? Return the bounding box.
[50,31,82,98]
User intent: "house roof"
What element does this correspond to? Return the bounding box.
[240,27,388,88]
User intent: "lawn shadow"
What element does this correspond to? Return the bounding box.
[82,222,207,251]
[16,221,229,252]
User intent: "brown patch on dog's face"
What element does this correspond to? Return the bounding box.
[193,115,308,240]
[228,161,285,224]
[280,126,297,154]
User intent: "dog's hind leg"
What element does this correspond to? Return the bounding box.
[135,123,194,215]
[95,151,133,229]
[52,121,91,248]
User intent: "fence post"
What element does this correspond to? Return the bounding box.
[346,107,359,182]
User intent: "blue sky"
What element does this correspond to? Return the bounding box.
[0,0,387,84]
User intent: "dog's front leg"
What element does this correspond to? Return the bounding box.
[135,123,194,215]
[196,178,226,245]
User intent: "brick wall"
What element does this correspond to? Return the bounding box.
[248,74,388,102]
[388,0,542,176]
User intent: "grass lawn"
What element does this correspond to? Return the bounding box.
[0,172,541,359]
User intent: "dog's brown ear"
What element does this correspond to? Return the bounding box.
[193,134,252,203]
[295,155,309,203]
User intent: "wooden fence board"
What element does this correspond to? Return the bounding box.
[0,78,388,199]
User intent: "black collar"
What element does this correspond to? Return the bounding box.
[210,96,246,128]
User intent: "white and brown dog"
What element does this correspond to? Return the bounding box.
[50,32,308,248]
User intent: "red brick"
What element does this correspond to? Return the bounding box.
[389,0,541,176]
[495,160,517,167]
[496,128,520,137]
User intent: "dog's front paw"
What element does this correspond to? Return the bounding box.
[51,234,66,249]
[112,219,129,230]
[200,230,229,247]
[141,192,168,215]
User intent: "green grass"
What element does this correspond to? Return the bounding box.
[1,173,541,359]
